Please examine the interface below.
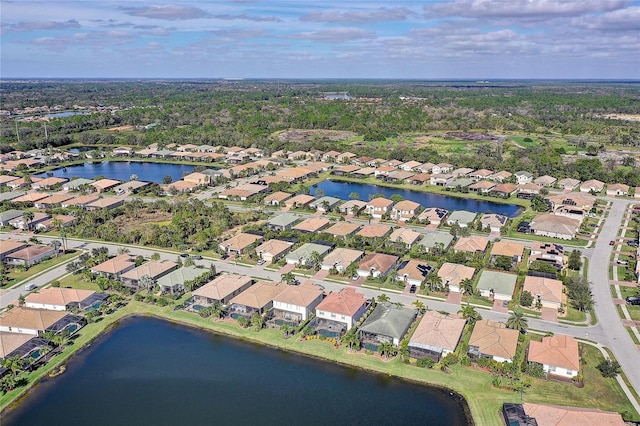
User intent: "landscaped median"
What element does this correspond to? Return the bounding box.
[2,300,638,424]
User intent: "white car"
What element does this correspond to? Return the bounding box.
[25,283,37,291]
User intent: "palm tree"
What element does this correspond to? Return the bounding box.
[351,204,361,217]
[282,271,297,285]
[251,314,264,331]
[280,324,291,338]
[458,304,482,324]
[412,300,426,314]
[460,278,474,295]
[50,240,61,257]
[308,250,324,271]
[210,302,223,319]
[342,331,361,352]
[377,293,390,303]
[1,356,23,378]
[139,275,155,293]
[117,247,130,255]
[378,341,396,359]
[506,306,528,332]
[22,211,34,232]
[428,273,443,292]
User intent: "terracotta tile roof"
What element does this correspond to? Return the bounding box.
[528,334,580,372]
[62,194,100,207]
[366,197,394,208]
[490,240,525,258]
[34,193,74,206]
[86,197,125,209]
[0,307,68,331]
[469,320,519,360]
[25,287,95,307]
[254,239,293,257]
[90,254,136,275]
[285,194,316,206]
[523,276,564,304]
[454,236,489,253]
[120,260,177,281]
[322,248,364,268]
[91,178,121,191]
[264,191,292,203]
[220,233,263,252]
[192,273,253,302]
[274,283,323,308]
[230,281,287,309]
[358,253,399,274]
[316,287,367,317]
[325,221,361,236]
[0,239,27,256]
[523,403,625,426]
[11,192,49,203]
[437,262,475,286]
[357,224,391,238]
[392,200,420,211]
[6,245,55,261]
[0,332,34,358]
[389,228,421,245]
[293,217,331,233]
[410,311,466,352]
[396,259,427,282]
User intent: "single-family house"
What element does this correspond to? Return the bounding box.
[255,239,294,264]
[322,150,341,162]
[470,169,494,180]
[8,212,50,230]
[530,214,580,240]
[469,180,497,194]
[417,207,448,226]
[157,266,207,294]
[534,175,557,187]
[309,196,341,212]
[337,200,366,215]
[395,259,430,287]
[112,146,134,156]
[546,192,595,221]
[366,197,394,218]
[388,228,422,248]
[91,178,121,192]
[476,270,517,301]
[120,260,178,289]
[418,232,454,253]
[408,311,466,361]
[324,221,361,238]
[430,173,454,186]
[285,243,332,266]
[490,240,525,263]
[183,172,210,186]
[359,303,417,348]
[454,236,489,254]
[517,183,542,199]
[266,213,300,231]
[383,170,415,184]
[606,183,630,197]
[0,239,27,261]
[284,194,316,209]
[522,276,564,309]
[437,263,476,293]
[390,200,421,221]
[579,179,605,193]
[5,244,55,267]
[218,183,268,200]
[400,160,422,171]
[219,233,263,255]
[490,183,518,198]
[31,176,68,190]
[313,288,369,333]
[468,319,519,363]
[33,194,74,210]
[61,194,100,208]
[0,210,24,227]
[527,334,580,379]
[0,332,49,365]
[357,253,399,278]
[520,403,625,426]
[271,282,324,324]
[320,248,364,272]
[84,197,125,211]
[356,224,391,239]
[191,274,254,306]
[112,180,150,195]
[529,242,565,270]
[432,163,454,174]
[293,217,331,233]
[557,178,581,190]
[0,307,85,336]
[451,167,474,178]
[515,171,533,184]
[90,254,136,279]
[24,288,97,311]
[408,173,431,185]
[228,281,287,318]
[332,165,361,176]
[446,210,476,228]
[337,152,357,164]
[479,213,508,233]
[264,191,292,206]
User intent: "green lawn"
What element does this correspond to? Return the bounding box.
[626,306,640,321]
[58,273,101,291]
[627,328,640,345]
[563,306,587,323]
[1,302,638,424]
[2,252,80,289]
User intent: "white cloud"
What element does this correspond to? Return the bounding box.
[121,4,209,20]
[571,6,640,31]
[286,27,376,43]
[300,7,412,23]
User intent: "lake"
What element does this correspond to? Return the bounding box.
[313,180,522,217]
[3,316,471,426]
[39,161,196,184]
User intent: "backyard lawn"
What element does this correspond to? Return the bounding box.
[2,251,80,289]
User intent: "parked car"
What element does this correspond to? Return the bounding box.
[616,260,629,265]
[25,283,36,291]
[626,296,640,306]
[352,275,359,281]
[256,259,266,265]
[409,285,417,294]
[628,240,638,247]
[220,254,229,260]
[180,253,189,258]
[609,240,615,246]
[193,255,203,260]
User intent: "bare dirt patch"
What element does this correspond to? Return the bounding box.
[276,129,357,144]
[601,114,640,122]
[107,125,134,131]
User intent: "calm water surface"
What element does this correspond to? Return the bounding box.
[4,317,470,426]
[40,161,195,184]
[313,179,522,217]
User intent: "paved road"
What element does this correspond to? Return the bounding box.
[1,198,639,396]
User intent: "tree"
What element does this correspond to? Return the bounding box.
[412,300,426,314]
[348,192,360,200]
[506,306,528,332]
[460,278,474,295]
[531,195,550,212]
[117,247,130,255]
[390,194,404,203]
[1,356,23,378]
[139,275,155,293]
[282,271,297,285]
[183,256,195,267]
[0,263,9,286]
[378,341,396,359]
[351,204,361,217]
[18,294,25,306]
[428,273,443,292]
[596,359,621,378]
[568,250,582,271]
[162,175,173,184]
[458,304,481,324]
[565,276,594,312]
[280,324,292,338]
[22,211,34,232]
[50,240,62,257]
[520,290,534,308]
[251,314,264,331]
[307,251,324,271]
[342,331,361,352]
[493,255,513,271]
[150,252,161,261]
[377,293,390,303]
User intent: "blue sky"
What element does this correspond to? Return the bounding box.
[2,1,639,79]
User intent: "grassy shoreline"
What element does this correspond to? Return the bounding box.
[2,300,638,424]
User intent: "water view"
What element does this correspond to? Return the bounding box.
[4,317,470,426]
[39,161,196,184]
[313,180,522,217]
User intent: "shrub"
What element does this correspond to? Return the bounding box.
[417,357,435,368]
[520,290,533,307]
[526,362,545,378]
[51,280,61,288]
[596,359,620,378]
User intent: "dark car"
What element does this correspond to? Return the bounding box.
[626,296,640,306]
[180,253,189,258]
[220,254,229,260]
[409,285,417,294]
[628,240,639,247]
[609,240,615,246]
[193,255,203,260]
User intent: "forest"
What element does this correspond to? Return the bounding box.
[1,79,640,183]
